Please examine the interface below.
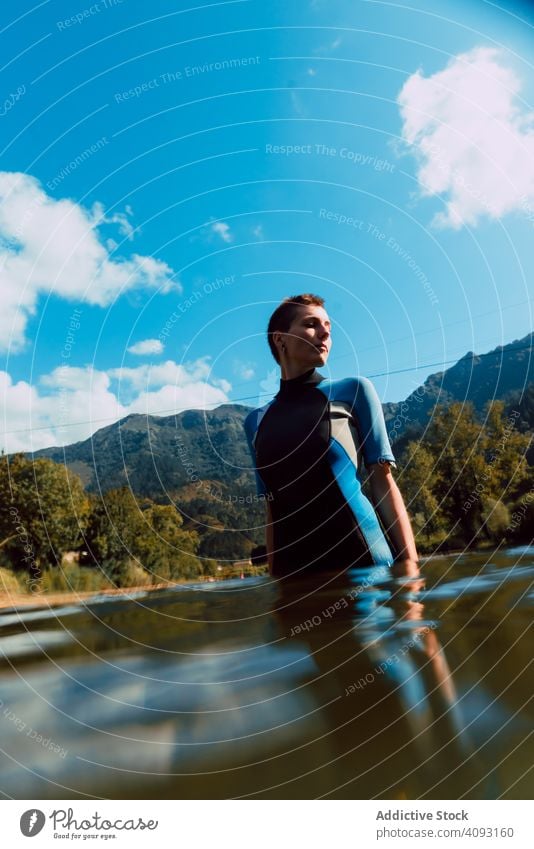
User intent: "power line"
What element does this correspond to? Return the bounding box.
[331,297,534,362]
[2,339,532,439]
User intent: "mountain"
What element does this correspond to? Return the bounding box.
[32,404,254,497]
[382,332,534,439]
[31,332,533,498]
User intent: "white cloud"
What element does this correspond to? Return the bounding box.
[90,201,135,240]
[252,224,264,240]
[108,358,213,394]
[398,47,534,228]
[0,172,180,352]
[1,359,232,453]
[259,368,279,397]
[211,376,232,394]
[248,367,279,409]
[127,338,164,356]
[234,360,255,380]
[210,221,233,243]
[1,367,126,453]
[127,381,228,417]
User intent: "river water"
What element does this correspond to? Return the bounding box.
[0,547,532,799]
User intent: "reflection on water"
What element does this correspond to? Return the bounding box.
[0,548,533,799]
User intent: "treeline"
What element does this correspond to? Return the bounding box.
[392,399,533,551]
[0,454,223,595]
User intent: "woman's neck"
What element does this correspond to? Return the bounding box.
[280,364,316,380]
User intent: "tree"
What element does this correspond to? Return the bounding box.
[201,558,219,577]
[399,442,444,542]
[422,402,489,541]
[480,497,511,541]
[402,401,531,547]
[84,489,204,583]
[482,400,530,504]
[136,503,201,582]
[84,487,145,566]
[198,530,251,560]
[0,454,90,570]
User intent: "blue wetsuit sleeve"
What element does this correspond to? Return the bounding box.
[243,411,268,496]
[351,377,396,468]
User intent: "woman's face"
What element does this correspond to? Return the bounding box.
[281,305,332,368]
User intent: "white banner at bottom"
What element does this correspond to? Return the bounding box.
[2,799,532,848]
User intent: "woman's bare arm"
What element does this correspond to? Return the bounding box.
[367,462,419,562]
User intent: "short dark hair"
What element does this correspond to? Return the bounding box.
[267,294,325,363]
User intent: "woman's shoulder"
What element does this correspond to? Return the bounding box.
[318,374,376,402]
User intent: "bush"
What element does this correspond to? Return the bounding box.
[201,558,219,577]
[0,566,23,594]
[40,564,113,593]
[101,558,153,588]
[170,554,203,581]
[506,498,534,543]
[481,497,511,539]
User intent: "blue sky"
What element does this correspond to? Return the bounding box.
[1,0,533,451]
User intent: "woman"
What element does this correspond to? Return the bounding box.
[244,294,418,576]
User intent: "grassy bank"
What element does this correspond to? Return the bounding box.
[0,561,268,610]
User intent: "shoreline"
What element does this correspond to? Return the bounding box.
[1,545,525,612]
[0,578,214,612]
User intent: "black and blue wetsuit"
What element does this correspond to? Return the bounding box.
[243,367,397,576]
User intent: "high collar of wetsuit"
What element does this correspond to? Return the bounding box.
[277,367,324,398]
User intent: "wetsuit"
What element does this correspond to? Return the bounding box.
[243,368,397,576]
